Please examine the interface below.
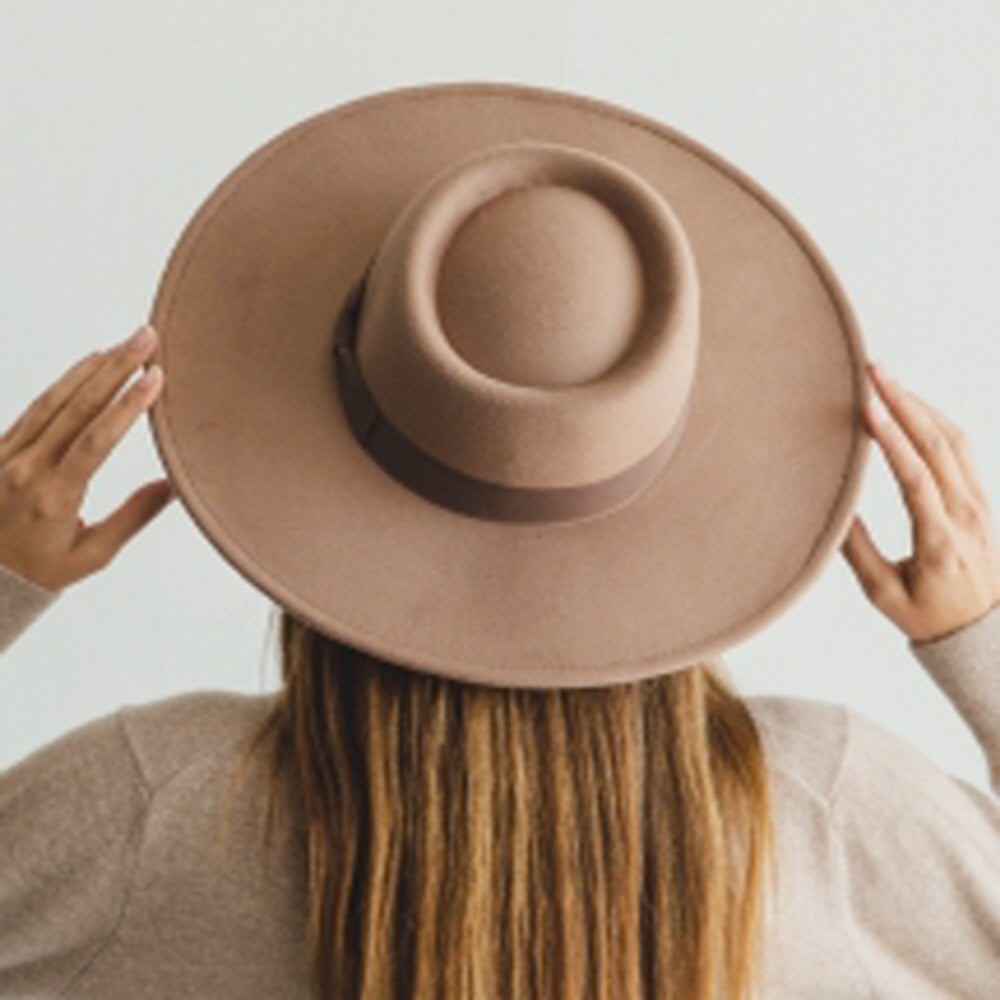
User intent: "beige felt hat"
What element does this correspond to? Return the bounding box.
[146,80,872,690]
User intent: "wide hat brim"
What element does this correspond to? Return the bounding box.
[147,80,872,689]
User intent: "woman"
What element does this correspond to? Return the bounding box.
[1,328,998,998]
[2,82,1000,998]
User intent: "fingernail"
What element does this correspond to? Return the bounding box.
[138,364,163,389]
[873,362,895,385]
[127,325,155,349]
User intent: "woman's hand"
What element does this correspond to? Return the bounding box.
[0,325,175,593]
[841,362,1000,643]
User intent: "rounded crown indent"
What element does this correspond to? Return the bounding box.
[437,184,646,387]
[348,139,701,490]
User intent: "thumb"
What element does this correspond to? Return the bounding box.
[840,515,905,611]
[74,478,176,573]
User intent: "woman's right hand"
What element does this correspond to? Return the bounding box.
[840,362,1000,644]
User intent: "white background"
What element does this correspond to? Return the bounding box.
[1,1,998,792]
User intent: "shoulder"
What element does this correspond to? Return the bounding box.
[822,704,1000,993]
[748,691,999,826]
[743,694,850,805]
[0,706,150,997]
[1,702,144,806]
[746,696,1000,994]
[119,688,282,793]
[831,703,1000,841]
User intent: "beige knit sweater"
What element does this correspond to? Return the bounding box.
[1,561,998,998]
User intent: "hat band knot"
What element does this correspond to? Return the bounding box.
[332,262,691,524]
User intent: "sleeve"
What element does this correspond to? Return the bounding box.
[0,707,151,996]
[0,563,62,655]
[828,616,1000,997]
[908,600,1000,795]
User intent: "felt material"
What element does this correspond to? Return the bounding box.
[1,566,998,995]
[143,81,873,689]
[332,263,695,524]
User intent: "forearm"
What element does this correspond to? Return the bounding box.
[909,601,1000,794]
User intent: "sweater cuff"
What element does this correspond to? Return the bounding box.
[0,563,63,655]
[908,601,1000,789]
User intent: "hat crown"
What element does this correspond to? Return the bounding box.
[153,83,870,687]
[437,182,644,387]
[333,139,702,522]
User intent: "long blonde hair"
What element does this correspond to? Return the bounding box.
[227,609,777,999]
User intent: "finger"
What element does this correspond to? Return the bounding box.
[864,383,952,558]
[870,365,972,517]
[17,326,158,471]
[840,515,908,609]
[57,364,163,491]
[918,396,990,510]
[0,351,106,461]
[70,477,176,576]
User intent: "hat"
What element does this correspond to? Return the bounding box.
[146,80,872,690]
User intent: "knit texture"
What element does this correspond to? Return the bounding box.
[1,564,998,997]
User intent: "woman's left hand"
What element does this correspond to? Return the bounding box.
[0,325,176,593]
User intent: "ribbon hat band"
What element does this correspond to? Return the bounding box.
[331,260,694,525]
